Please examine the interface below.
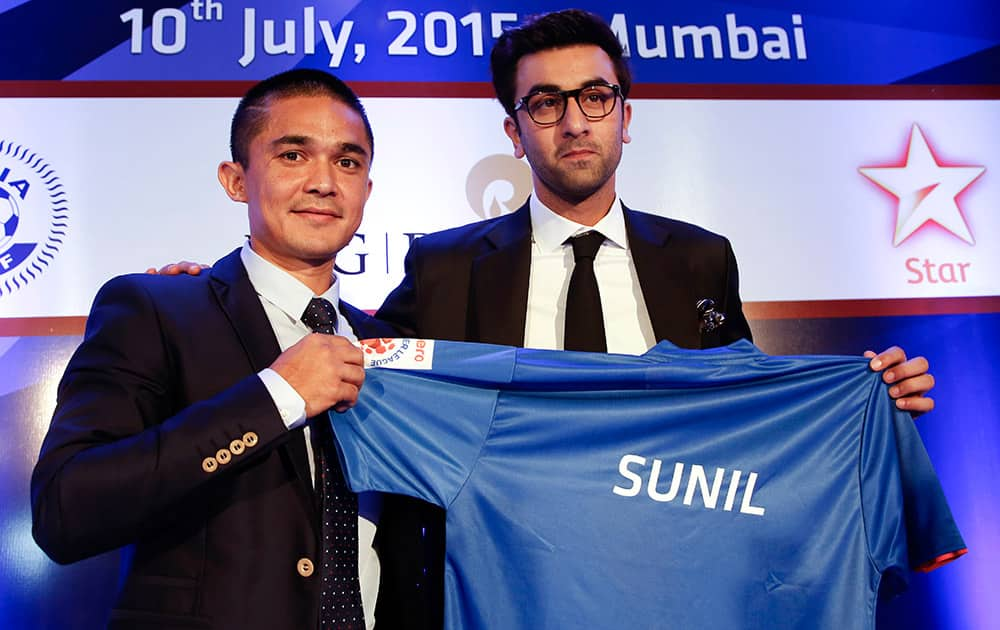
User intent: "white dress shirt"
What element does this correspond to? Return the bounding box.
[525,196,657,355]
[240,242,380,629]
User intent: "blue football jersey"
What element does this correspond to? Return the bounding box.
[331,339,965,630]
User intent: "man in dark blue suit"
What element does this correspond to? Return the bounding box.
[30,70,395,629]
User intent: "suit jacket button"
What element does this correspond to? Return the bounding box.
[202,456,218,473]
[230,439,245,455]
[297,557,314,577]
[216,448,232,465]
[243,431,259,448]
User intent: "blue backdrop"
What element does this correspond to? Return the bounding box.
[1,0,997,627]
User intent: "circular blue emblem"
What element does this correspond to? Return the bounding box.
[0,140,68,296]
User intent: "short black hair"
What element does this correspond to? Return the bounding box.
[490,9,632,119]
[229,68,374,166]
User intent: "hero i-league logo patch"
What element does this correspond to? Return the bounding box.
[0,140,68,297]
[360,338,434,369]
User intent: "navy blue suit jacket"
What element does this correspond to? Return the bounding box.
[378,202,750,348]
[31,248,395,629]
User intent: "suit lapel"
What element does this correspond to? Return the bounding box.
[470,204,532,346]
[340,300,397,339]
[208,249,282,370]
[625,208,701,349]
[208,249,317,516]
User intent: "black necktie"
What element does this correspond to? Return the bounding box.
[300,298,365,629]
[564,231,607,352]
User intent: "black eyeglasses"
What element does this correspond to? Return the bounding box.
[513,82,622,126]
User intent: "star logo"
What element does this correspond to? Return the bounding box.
[859,124,984,246]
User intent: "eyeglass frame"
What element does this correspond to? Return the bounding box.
[512,82,623,126]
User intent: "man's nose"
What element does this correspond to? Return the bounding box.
[558,97,592,136]
[306,160,337,195]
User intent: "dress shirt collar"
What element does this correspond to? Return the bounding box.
[240,240,341,323]
[528,194,628,252]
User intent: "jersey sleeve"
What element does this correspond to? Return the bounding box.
[860,373,967,594]
[329,341,513,509]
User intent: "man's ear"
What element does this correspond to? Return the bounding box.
[622,100,632,145]
[503,116,526,159]
[217,161,248,202]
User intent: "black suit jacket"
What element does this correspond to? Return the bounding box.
[31,248,394,630]
[373,201,753,628]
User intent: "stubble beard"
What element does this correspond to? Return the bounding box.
[534,143,622,205]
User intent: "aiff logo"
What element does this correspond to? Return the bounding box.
[0,140,68,296]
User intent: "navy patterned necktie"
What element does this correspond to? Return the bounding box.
[300,298,365,629]
[302,297,340,335]
[564,231,608,352]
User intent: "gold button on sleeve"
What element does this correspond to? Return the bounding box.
[216,448,231,465]
[242,431,259,448]
[229,439,245,455]
[296,557,314,577]
[202,456,218,473]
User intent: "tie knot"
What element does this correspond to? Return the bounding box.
[569,231,605,262]
[302,297,338,335]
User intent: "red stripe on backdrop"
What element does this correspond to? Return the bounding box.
[0,316,87,336]
[744,296,1000,320]
[629,84,1000,100]
[0,81,493,98]
[3,297,997,337]
[1,81,999,99]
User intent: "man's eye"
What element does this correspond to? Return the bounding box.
[280,151,302,161]
[338,158,359,168]
[529,94,561,112]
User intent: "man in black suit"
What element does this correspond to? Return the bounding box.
[31,69,395,629]
[372,9,936,628]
